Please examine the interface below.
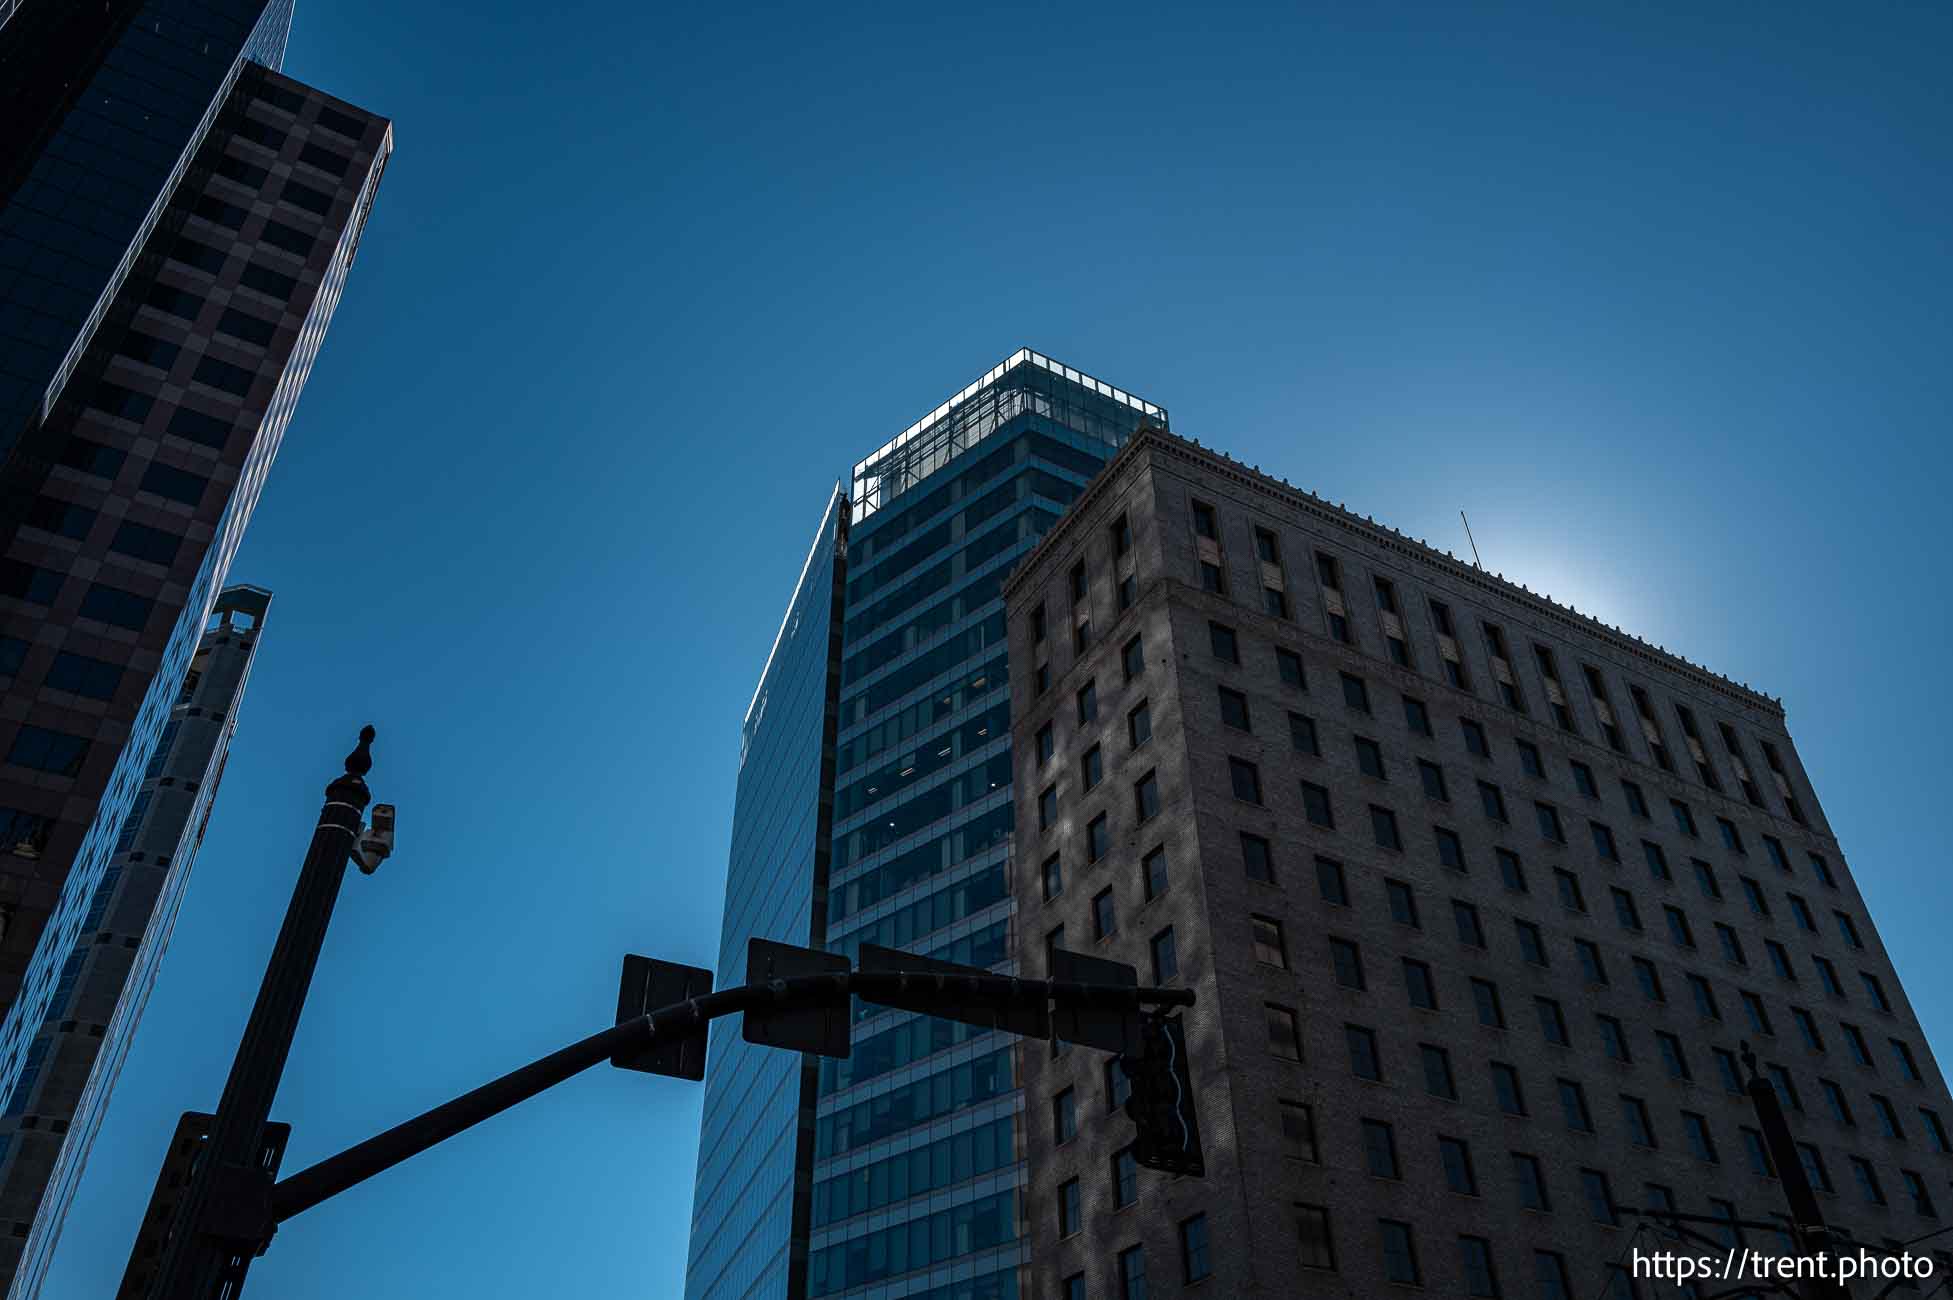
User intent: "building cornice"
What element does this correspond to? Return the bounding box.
[1004,427,1785,719]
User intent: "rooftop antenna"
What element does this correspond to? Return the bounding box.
[1460,511,1484,570]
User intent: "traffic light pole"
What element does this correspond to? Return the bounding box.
[270,969,1193,1223]
[148,727,375,1299]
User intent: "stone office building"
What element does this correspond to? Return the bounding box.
[1005,427,1953,1298]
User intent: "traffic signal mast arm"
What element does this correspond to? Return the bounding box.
[269,969,1192,1225]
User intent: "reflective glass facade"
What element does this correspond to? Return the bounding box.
[0,0,293,457]
[689,490,850,1300]
[691,353,1164,1300]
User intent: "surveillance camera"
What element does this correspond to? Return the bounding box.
[353,803,395,874]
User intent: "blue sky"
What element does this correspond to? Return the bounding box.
[49,1,1953,1295]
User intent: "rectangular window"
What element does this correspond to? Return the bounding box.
[1112,1146,1138,1207]
[1513,1154,1550,1210]
[1537,997,1568,1046]
[1330,937,1366,989]
[1252,915,1288,968]
[1209,621,1239,662]
[1267,1004,1303,1060]
[1404,695,1433,735]
[1657,1031,1691,1079]
[1219,686,1252,731]
[1296,1204,1336,1270]
[1077,680,1098,724]
[1277,647,1306,687]
[1472,978,1504,1028]
[1241,832,1274,884]
[1229,756,1263,804]
[1424,1045,1459,1100]
[1128,701,1152,746]
[1403,958,1437,1009]
[1419,759,1448,800]
[1498,848,1527,893]
[1591,821,1619,861]
[1363,1118,1400,1178]
[1462,718,1490,757]
[1370,805,1402,850]
[1380,1219,1421,1285]
[1388,879,1420,928]
[1122,635,1145,681]
[1288,712,1320,755]
[1142,846,1168,900]
[1281,1100,1318,1161]
[1346,1024,1382,1080]
[1460,1236,1500,1298]
[1041,854,1063,900]
[1088,813,1109,862]
[1058,1177,1082,1237]
[1134,770,1161,821]
[1439,1134,1476,1192]
[1492,1062,1526,1114]
[1355,736,1386,778]
[1535,802,1564,842]
[1150,928,1179,982]
[1341,672,1370,713]
[1301,781,1334,827]
[1180,1214,1211,1283]
[1613,888,1642,931]
[1093,887,1117,940]
[1453,900,1485,947]
[1081,744,1103,791]
[1118,1244,1147,1300]
[1053,1088,1077,1143]
[1479,780,1508,822]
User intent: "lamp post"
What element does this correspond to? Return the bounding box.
[148,727,377,1298]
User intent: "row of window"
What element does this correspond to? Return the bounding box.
[0,561,156,634]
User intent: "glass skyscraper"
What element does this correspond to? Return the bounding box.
[687,351,1165,1300]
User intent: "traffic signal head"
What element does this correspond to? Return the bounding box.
[1119,1012,1204,1177]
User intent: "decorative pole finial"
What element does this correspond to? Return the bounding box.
[345,725,376,777]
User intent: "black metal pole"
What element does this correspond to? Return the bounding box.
[149,728,375,1299]
[268,971,1192,1224]
[1743,1041,1850,1300]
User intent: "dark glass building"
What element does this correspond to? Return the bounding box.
[2,586,269,1296]
[686,352,1165,1300]
[0,41,392,1290]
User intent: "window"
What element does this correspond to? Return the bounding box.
[1622,1094,1655,1146]
[1788,893,1817,930]
[1277,647,1306,688]
[1296,1204,1336,1270]
[1423,1045,1458,1099]
[1535,802,1564,842]
[1363,1117,1401,1177]
[1582,1169,1618,1224]
[1874,1094,1904,1137]
[1843,1022,1872,1065]
[1683,1112,1719,1163]
[1041,854,1063,900]
[1087,813,1109,862]
[1665,905,1694,948]
[42,653,123,702]
[1579,942,1610,987]
[1643,840,1671,881]
[1434,825,1464,869]
[79,583,153,631]
[1093,887,1117,940]
[1133,770,1161,821]
[1740,875,1769,915]
[1118,1244,1148,1299]
[1797,1144,1834,1194]
[1032,603,1048,644]
[1112,1146,1139,1207]
[1718,816,1746,855]
[1081,745,1103,791]
[1281,1100,1318,1161]
[1589,823,1620,864]
[1862,972,1892,1012]
[1657,1032,1691,1079]
[1122,635,1144,681]
[1851,1157,1886,1206]
[1809,853,1837,888]
[1767,941,1795,980]
[1439,1135,1477,1192]
[1119,572,1136,610]
[1461,718,1489,757]
[1453,900,1485,947]
[1267,1004,1303,1060]
[1671,798,1698,837]
[1571,760,1598,797]
[1836,911,1863,949]
[1688,974,1721,1021]
[1412,760,1449,806]
[1742,991,1773,1035]
[1209,621,1239,662]
[1262,583,1287,615]
[1516,739,1544,778]
[1387,879,1420,927]
[1891,1038,1921,1080]
[1035,662,1050,695]
[1347,1024,1382,1080]
[1492,1062,1526,1114]
[1613,888,1642,931]
[1243,833,1276,884]
[1537,997,1569,1046]
[1150,928,1178,982]
[1716,923,1746,965]
[1035,721,1054,764]
[1331,938,1366,989]
[1370,805,1402,850]
[1404,695,1433,735]
[1459,1236,1500,1298]
[1253,915,1288,968]
[1479,780,1508,822]
[1315,855,1346,903]
[1355,736,1386,778]
[1820,1080,1853,1126]
[1497,848,1527,893]
[1180,1214,1211,1283]
[1192,500,1218,538]
[1128,701,1152,746]
[1053,1088,1077,1143]
[1219,686,1251,730]
[1301,781,1334,827]
[1380,1219,1421,1285]
[1341,672,1370,712]
[1403,958,1437,1010]
[1112,513,1133,557]
[1922,1108,1951,1154]
[1472,978,1504,1028]
[1559,1078,1592,1131]
[1633,957,1664,1002]
[1058,1178,1082,1236]
[1229,757,1263,804]
[1516,920,1548,966]
[1534,1253,1570,1300]
[1142,846,1168,900]
[1793,1006,1824,1051]
[1513,1154,1550,1210]
[1288,712,1320,755]
[1695,859,1723,900]
[1077,680,1098,724]
[6,726,91,777]
[1554,869,1585,913]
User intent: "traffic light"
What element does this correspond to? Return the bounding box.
[1119,1012,1204,1176]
